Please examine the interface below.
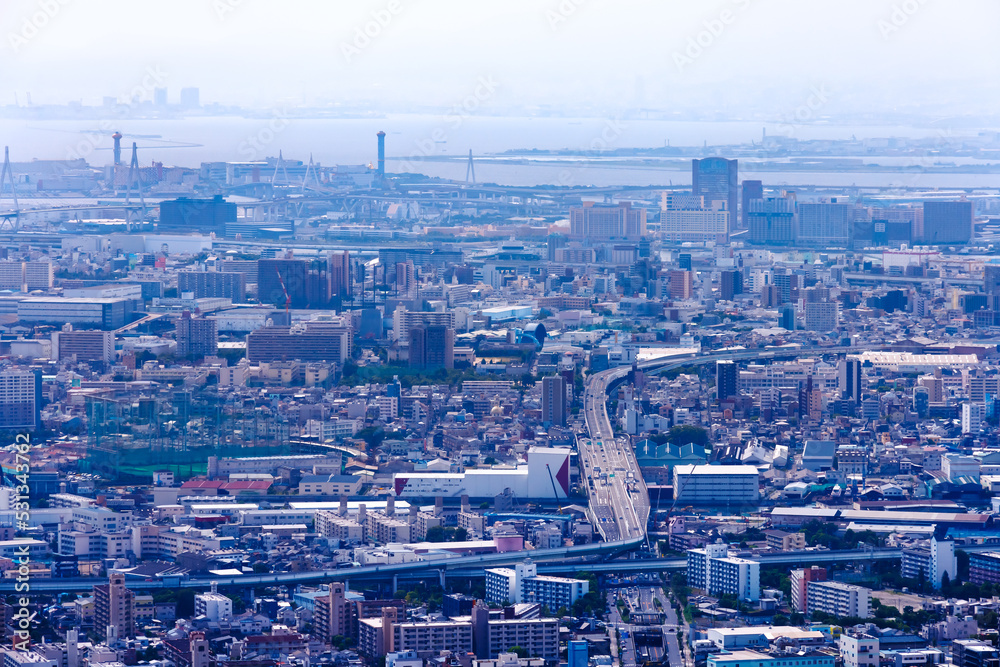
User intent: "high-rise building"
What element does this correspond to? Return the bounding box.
[0,370,42,430]
[772,271,800,304]
[797,202,850,247]
[93,572,134,640]
[409,325,454,370]
[985,265,1000,295]
[805,302,838,332]
[0,262,23,290]
[692,158,738,236]
[740,179,763,229]
[779,304,796,331]
[313,582,354,644]
[24,261,53,290]
[962,402,983,434]
[568,641,589,667]
[547,233,568,261]
[52,329,114,365]
[569,202,646,241]
[716,360,737,402]
[258,258,328,309]
[154,87,167,106]
[720,270,743,301]
[177,271,246,300]
[541,376,567,426]
[393,307,456,343]
[669,270,694,300]
[176,312,218,357]
[329,251,352,299]
[923,200,973,244]
[659,209,729,244]
[913,386,930,418]
[900,537,957,589]
[789,566,827,613]
[247,321,351,364]
[839,358,863,404]
[748,195,796,245]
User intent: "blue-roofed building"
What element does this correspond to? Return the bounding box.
[635,440,708,485]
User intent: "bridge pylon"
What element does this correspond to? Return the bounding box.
[0,147,21,232]
[465,149,476,184]
[124,142,147,232]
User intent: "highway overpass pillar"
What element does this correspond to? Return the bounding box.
[393,574,398,592]
[438,570,445,587]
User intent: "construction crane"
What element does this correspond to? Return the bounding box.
[545,463,564,514]
[275,268,291,316]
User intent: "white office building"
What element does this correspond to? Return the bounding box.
[486,560,589,610]
[901,537,957,589]
[962,403,983,435]
[195,586,234,621]
[687,542,760,602]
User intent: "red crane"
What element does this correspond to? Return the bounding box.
[275,268,291,315]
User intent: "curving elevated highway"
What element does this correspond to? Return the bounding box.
[580,345,882,545]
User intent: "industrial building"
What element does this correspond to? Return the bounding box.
[672,465,760,507]
[18,297,133,330]
[393,447,570,499]
[158,196,236,234]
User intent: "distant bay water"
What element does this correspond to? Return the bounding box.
[0,114,998,189]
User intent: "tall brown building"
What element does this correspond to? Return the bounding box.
[329,251,352,299]
[94,572,134,641]
[313,583,354,643]
[409,325,454,370]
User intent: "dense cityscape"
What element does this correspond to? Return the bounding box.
[5,5,1000,667]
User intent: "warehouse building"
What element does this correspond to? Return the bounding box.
[393,447,570,499]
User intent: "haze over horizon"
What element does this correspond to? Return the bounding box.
[2,0,999,122]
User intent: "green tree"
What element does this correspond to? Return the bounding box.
[668,425,709,447]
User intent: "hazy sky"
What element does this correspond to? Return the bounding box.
[3,0,998,117]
